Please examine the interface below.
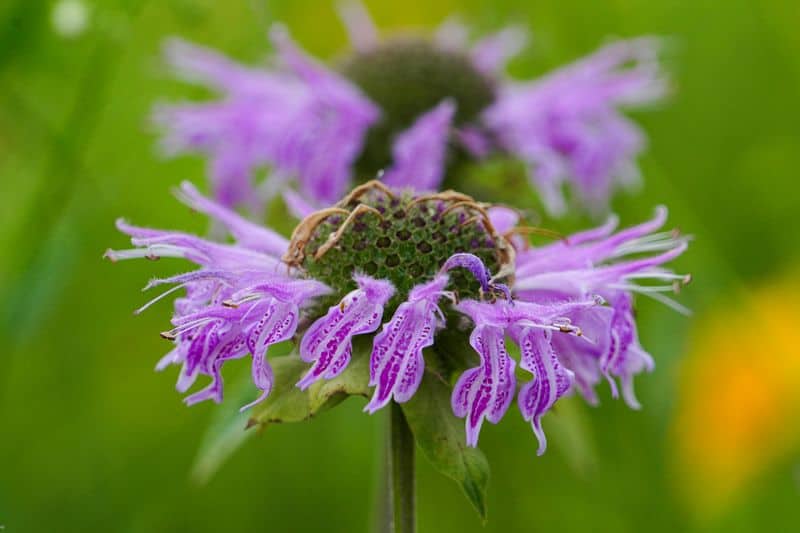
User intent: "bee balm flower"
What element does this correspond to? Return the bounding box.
[107,180,687,452]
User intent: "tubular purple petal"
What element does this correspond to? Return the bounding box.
[513,327,574,455]
[470,26,529,76]
[452,323,516,447]
[486,206,519,235]
[364,276,450,413]
[514,208,685,295]
[297,275,395,390]
[440,253,492,293]
[175,181,289,257]
[455,126,492,158]
[337,0,379,52]
[110,220,282,271]
[382,100,457,191]
[282,188,319,219]
[163,37,260,91]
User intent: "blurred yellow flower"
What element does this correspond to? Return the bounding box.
[672,273,800,517]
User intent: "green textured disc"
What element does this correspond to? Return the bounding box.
[295,184,511,308]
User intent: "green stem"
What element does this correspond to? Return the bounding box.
[372,410,392,533]
[390,403,416,533]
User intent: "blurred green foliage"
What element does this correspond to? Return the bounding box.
[1,0,799,531]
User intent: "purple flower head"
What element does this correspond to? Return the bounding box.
[109,178,687,452]
[154,29,379,211]
[485,38,667,216]
[152,2,664,216]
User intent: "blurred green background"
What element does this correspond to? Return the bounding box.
[2,0,799,531]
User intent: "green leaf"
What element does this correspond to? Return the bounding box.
[191,343,371,483]
[249,344,371,427]
[401,370,490,522]
[191,372,258,484]
[547,396,598,478]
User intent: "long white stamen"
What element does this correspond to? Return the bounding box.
[625,271,690,282]
[515,319,585,338]
[608,283,677,294]
[104,244,187,262]
[616,230,676,247]
[162,317,215,339]
[490,264,515,284]
[613,231,693,257]
[638,291,692,316]
[612,239,684,258]
[135,283,188,315]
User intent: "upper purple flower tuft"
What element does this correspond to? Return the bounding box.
[485,38,667,216]
[153,28,379,211]
[151,2,665,216]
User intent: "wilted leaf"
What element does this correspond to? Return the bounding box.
[401,370,490,521]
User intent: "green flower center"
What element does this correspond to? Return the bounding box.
[340,37,496,178]
[283,181,513,307]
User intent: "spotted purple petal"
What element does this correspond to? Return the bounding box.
[452,324,516,447]
[184,327,249,405]
[297,275,395,390]
[364,276,449,413]
[513,326,574,455]
[239,282,329,410]
[112,204,332,408]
